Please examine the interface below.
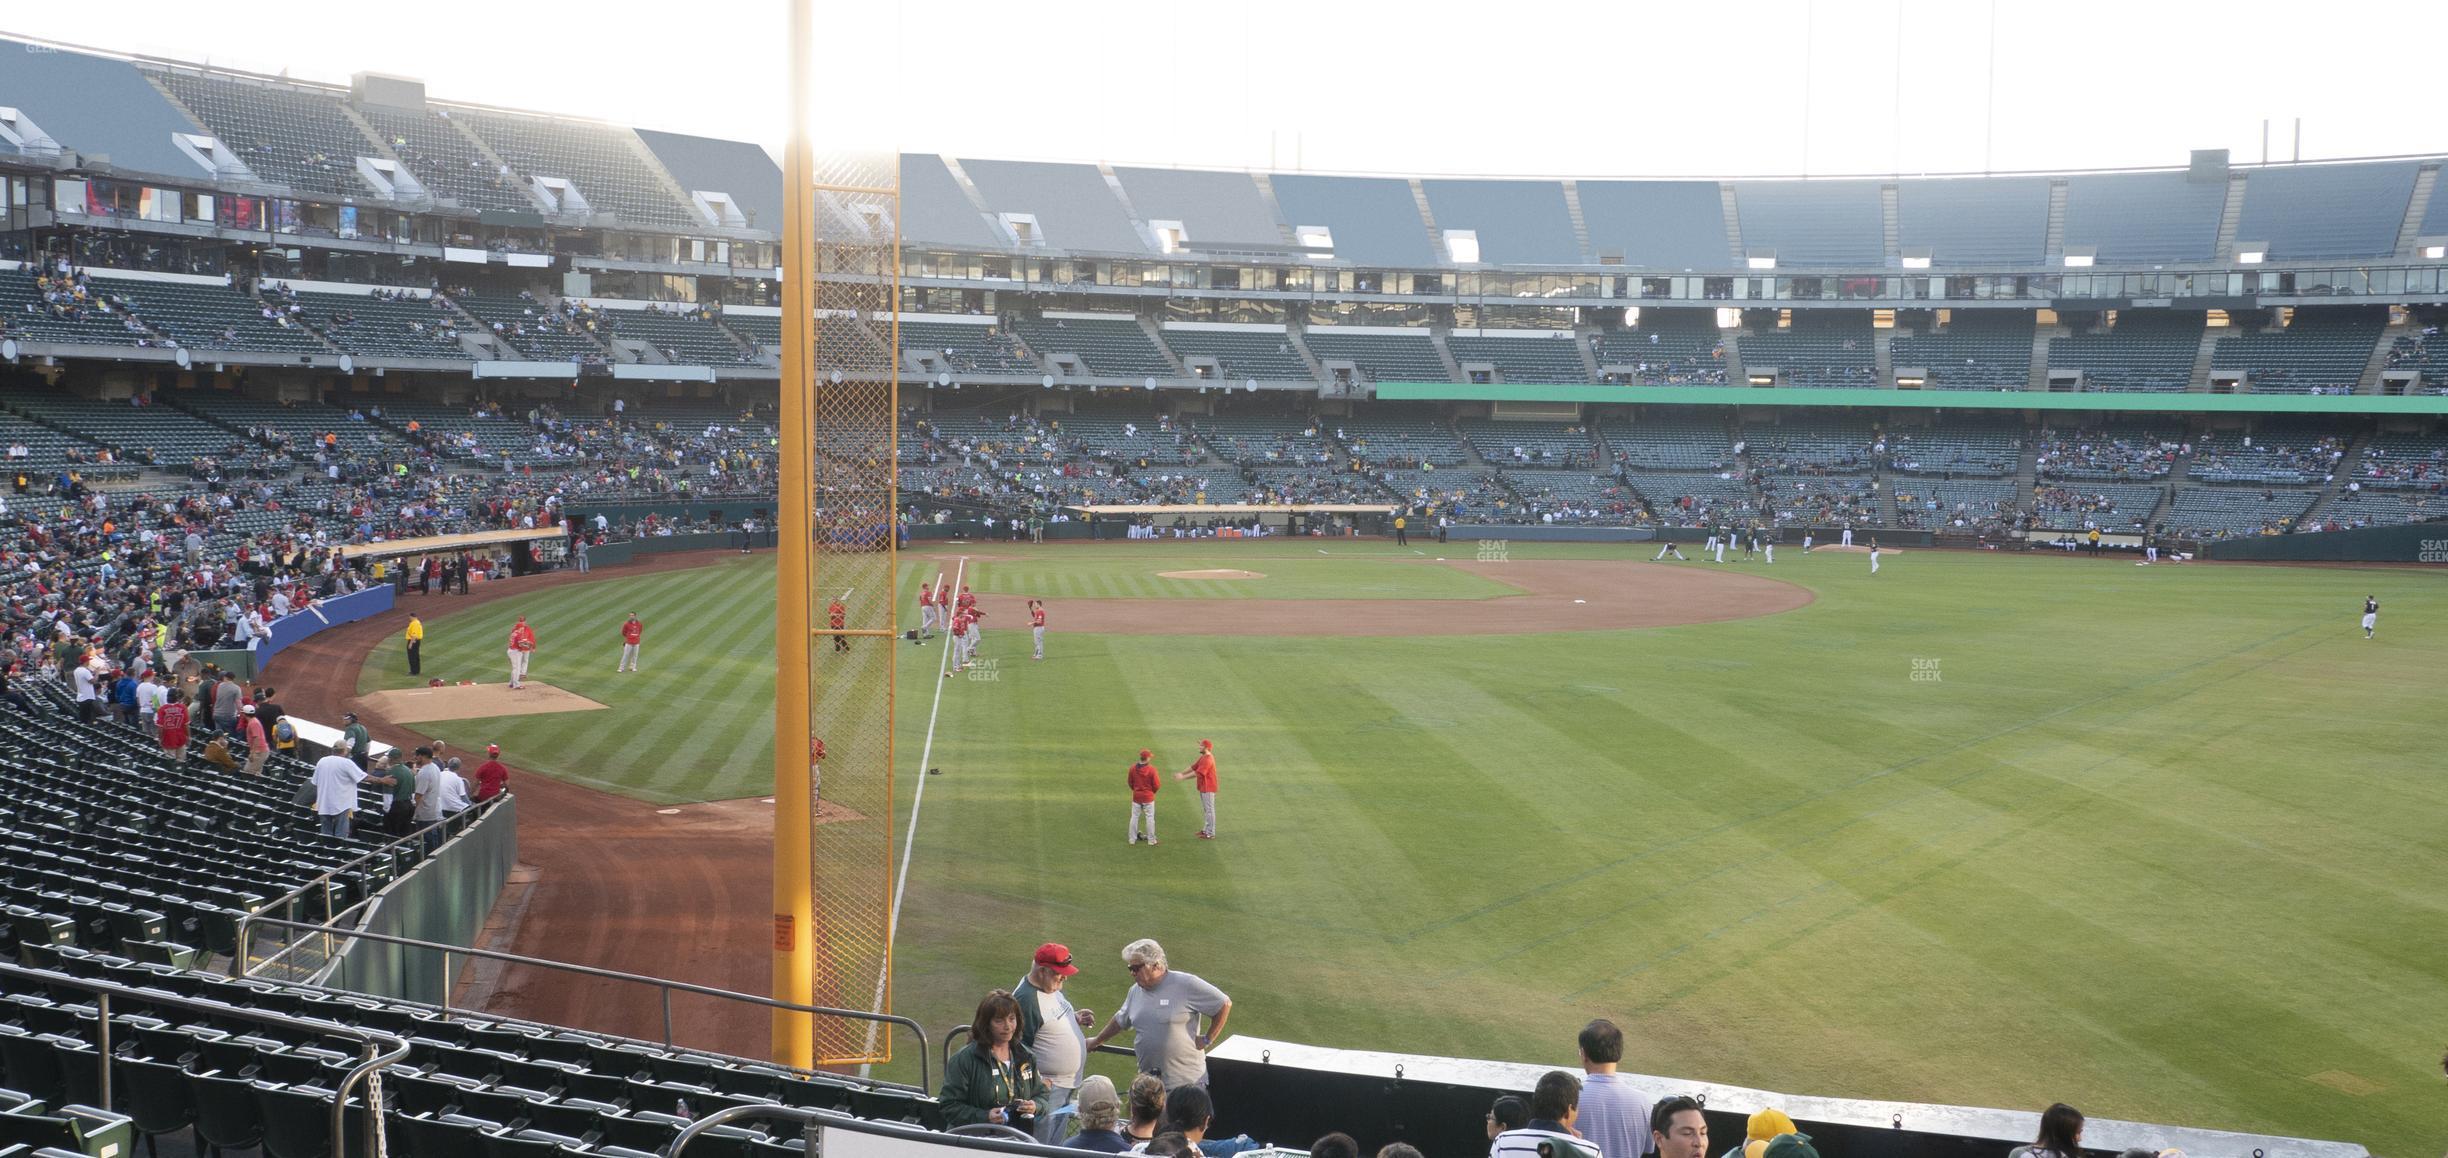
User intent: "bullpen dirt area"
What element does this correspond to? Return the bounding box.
[980,558,1811,635]
[358,681,608,723]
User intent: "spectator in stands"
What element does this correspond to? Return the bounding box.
[1650,1097,1708,1158]
[309,738,369,839]
[441,756,473,815]
[1311,1133,1362,1158]
[1575,1019,1655,1158]
[373,749,416,837]
[1017,942,1097,1143]
[1492,1071,1598,1158]
[2007,1104,2083,1158]
[1758,1135,1817,1158]
[1378,1148,1424,1158]
[1121,1075,1167,1149]
[155,690,190,762]
[1068,1076,1129,1152]
[1085,939,1233,1094]
[411,746,448,850]
[1487,1095,1529,1142]
[1727,1108,1797,1158]
[236,703,270,776]
[1145,1134,1193,1158]
[939,989,1047,1130]
[1160,1085,1259,1157]
[473,743,510,803]
[340,712,371,771]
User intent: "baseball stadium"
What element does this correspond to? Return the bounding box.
[0,8,2439,1158]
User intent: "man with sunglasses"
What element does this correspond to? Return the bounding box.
[1086,939,1232,1097]
[1015,942,1098,1143]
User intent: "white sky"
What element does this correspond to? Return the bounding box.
[8,0,2445,178]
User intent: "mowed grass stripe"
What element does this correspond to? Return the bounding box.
[536,566,771,779]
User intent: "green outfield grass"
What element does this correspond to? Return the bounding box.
[367,544,2447,1153]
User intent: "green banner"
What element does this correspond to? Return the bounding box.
[1373,383,2448,414]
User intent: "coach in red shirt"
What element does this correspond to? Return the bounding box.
[1126,749,1160,846]
[473,744,510,802]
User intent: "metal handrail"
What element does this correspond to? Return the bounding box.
[230,914,932,1092]
[0,960,411,1158]
[941,1023,1136,1077]
[665,1103,1086,1158]
[667,1103,824,1157]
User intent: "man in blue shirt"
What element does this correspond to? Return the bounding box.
[1575,1019,1656,1158]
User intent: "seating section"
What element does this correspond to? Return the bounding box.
[1625,472,1757,525]
[1302,329,1448,383]
[1744,417,1879,473]
[1760,474,1878,525]
[2350,430,2448,489]
[2189,425,2348,485]
[599,307,758,366]
[287,291,472,360]
[898,321,1039,375]
[456,109,703,229]
[2031,483,2164,532]
[2209,309,2385,395]
[1333,413,1468,467]
[0,270,156,348]
[152,72,374,199]
[1887,419,2022,477]
[1593,314,1729,386]
[1011,316,1174,378]
[376,401,563,464]
[183,396,416,463]
[2035,425,2178,481]
[1160,329,1312,381]
[2051,312,2204,393]
[1605,413,1734,470]
[1049,416,1201,466]
[1446,333,1589,385]
[1375,467,1508,514]
[1245,466,1387,505]
[96,279,327,356]
[1738,314,1875,388]
[0,412,102,467]
[1892,313,2035,390]
[2383,332,2448,385]
[1501,471,1645,523]
[6,392,237,466]
[2165,486,2317,538]
[353,104,539,213]
[2317,489,2445,527]
[453,293,610,363]
[1891,481,2017,529]
[1458,420,1597,469]
[1192,414,1338,466]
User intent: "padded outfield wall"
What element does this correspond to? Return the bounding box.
[2200,522,2448,563]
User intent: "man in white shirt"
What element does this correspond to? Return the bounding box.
[71,662,100,724]
[1014,943,1096,1143]
[438,757,472,815]
[411,747,449,851]
[311,740,369,839]
[134,672,167,736]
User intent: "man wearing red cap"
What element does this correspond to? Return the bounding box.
[1015,942,1098,1143]
[473,744,510,803]
[1173,740,1220,839]
[1127,749,1161,845]
[617,613,643,673]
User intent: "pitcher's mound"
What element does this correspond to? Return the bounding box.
[359,682,609,723]
[1158,569,1266,580]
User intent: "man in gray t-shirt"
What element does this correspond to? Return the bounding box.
[1084,938,1231,1090]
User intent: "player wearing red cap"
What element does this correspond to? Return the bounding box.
[1127,749,1160,845]
[1028,600,1047,661]
[1173,740,1220,838]
[828,599,849,653]
[617,613,643,673]
[917,581,939,642]
[473,744,510,802]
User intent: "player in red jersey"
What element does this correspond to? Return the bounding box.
[1127,749,1161,845]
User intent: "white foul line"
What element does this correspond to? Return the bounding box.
[864,560,959,1069]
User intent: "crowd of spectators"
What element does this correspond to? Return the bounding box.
[2033,430,2178,480]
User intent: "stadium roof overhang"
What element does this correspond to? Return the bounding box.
[1372,383,2448,414]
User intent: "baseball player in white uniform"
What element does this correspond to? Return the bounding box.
[1652,540,1688,561]
[1869,542,1882,575]
[1841,524,1854,548]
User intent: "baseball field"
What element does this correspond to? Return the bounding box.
[353,542,2445,1155]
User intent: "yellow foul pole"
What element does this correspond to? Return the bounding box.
[771,0,816,1068]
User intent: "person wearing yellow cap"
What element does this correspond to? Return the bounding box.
[1173,739,1219,839]
[1728,1108,1797,1158]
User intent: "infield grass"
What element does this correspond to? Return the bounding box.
[362,543,2448,1154]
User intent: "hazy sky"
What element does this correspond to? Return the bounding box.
[7,0,2443,177]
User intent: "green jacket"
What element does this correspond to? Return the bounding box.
[938,1040,1048,1128]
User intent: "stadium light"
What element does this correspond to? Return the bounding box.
[2062,247,2097,268]
[1444,230,1481,265]
[1901,247,1933,270]
[2427,244,2448,260]
[2235,243,2268,265]
[1745,248,1777,270]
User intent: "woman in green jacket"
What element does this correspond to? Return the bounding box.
[940,989,1049,1130]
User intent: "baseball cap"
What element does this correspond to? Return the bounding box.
[1199,739,1213,750]
[487,744,500,755]
[1033,943,1079,976]
[1747,1109,1797,1143]
[1762,1135,1819,1158]
[341,712,358,722]
[1138,749,1152,760]
[239,704,256,715]
[1076,1074,1120,1114]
